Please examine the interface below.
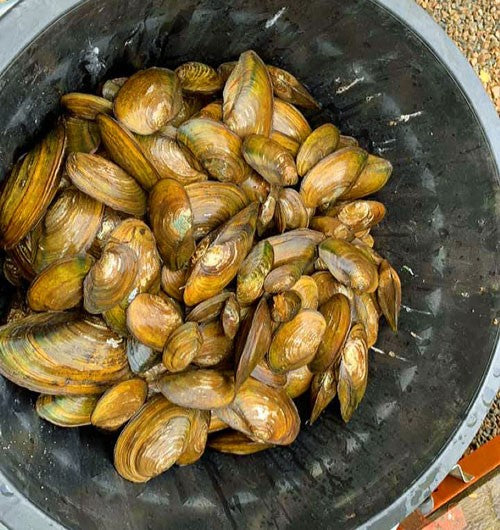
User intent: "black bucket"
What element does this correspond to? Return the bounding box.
[0,1,498,528]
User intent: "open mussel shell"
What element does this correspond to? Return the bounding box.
[186,181,249,239]
[223,50,273,137]
[91,378,148,430]
[265,228,324,267]
[300,147,368,208]
[186,291,231,323]
[236,240,274,305]
[61,92,113,119]
[183,202,258,306]
[0,312,129,394]
[36,394,99,428]
[377,259,402,333]
[337,323,368,422]
[102,77,128,101]
[297,123,340,177]
[285,365,314,399]
[97,113,160,190]
[28,255,94,312]
[0,124,66,250]
[114,67,182,134]
[221,294,240,340]
[275,188,309,233]
[291,275,319,310]
[268,309,326,373]
[194,320,233,368]
[135,133,208,184]
[269,130,300,156]
[208,412,229,433]
[66,153,147,216]
[271,290,301,323]
[309,293,351,373]
[178,118,247,184]
[113,395,196,482]
[84,242,138,314]
[161,266,187,302]
[266,65,319,109]
[149,179,195,270]
[65,116,100,153]
[310,216,354,241]
[175,62,223,94]
[126,293,183,351]
[162,322,202,373]
[159,369,235,410]
[272,98,311,144]
[234,298,272,390]
[88,207,125,259]
[195,100,223,121]
[335,200,386,233]
[176,409,211,466]
[341,154,393,200]
[208,430,273,455]
[216,377,300,445]
[309,367,338,424]
[354,293,379,348]
[242,134,298,186]
[319,238,378,293]
[264,261,305,294]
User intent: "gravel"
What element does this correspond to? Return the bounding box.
[416,0,499,112]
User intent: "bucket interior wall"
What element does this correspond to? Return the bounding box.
[0,0,497,528]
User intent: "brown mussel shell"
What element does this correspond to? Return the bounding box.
[275,188,310,233]
[65,116,100,153]
[194,320,233,368]
[175,62,223,94]
[176,409,211,466]
[263,262,305,294]
[208,430,273,455]
[265,228,324,267]
[61,92,113,119]
[271,290,302,323]
[335,200,386,233]
[296,123,340,176]
[266,65,319,109]
[221,294,240,340]
[36,394,99,427]
[236,240,274,305]
[291,275,319,310]
[269,130,301,156]
[309,368,338,424]
[377,259,401,333]
[208,412,229,433]
[309,216,354,241]
[162,322,202,373]
[341,154,392,200]
[195,100,223,121]
[272,98,311,144]
[186,291,232,323]
[354,293,380,348]
[285,365,314,398]
[102,77,128,101]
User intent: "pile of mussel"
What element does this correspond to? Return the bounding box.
[0,50,401,483]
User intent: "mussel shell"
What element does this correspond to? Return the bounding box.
[337,135,358,149]
[309,367,338,424]
[28,255,95,312]
[0,312,129,394]
[97,113,160,191]
[269,131,301,156]
[257,184,279,236]
[101,77,128,101]
[240,170,270,203]
[65,116,100,153]
[159,369,235,410]
[8,227,40,281]
[84,242,138,314]
[291,275,319,310]
[216,377,300,445]
[285,365,314,398]
[113,395,194,482]
[272,98,311,144]
[34,188,104,273]
[91,378,148,430]
[296,123,340,177]
[221,294,240,340]
[176,409,211,465]
[149,179,195,270]
[127,338,159,374]
[335,200,386,233]
[275,188,309,233]
[271,290,302,323]
[126,293,183,351]
[162,322,202,373]
[175,62,223,94]
[136,133,208,184]
[266,65,319,109]
[217,61,237,82]
[300,147,368,208]
[352,239,384,266]
[377,259,401,333]
[223,50,273,137]
[168,95,205,127]
[309,293,351,373]
[88,207,125,259]
[337,323,368,422]
[195,100,223,121]
[309,216,354,241]
[208,430,272,455]
[194,320,233,368]
[61,93,113,119]
[268,309,327,373]
[251,358,287,388]
[265,228,324,267]
[341,154,392,200]
[319,238,379,293]
[234,298,272,390]
[186,181,249,239]
[354,293,379,348]
[183,202,258,306]
[66,153,147,216]
[263,262,304,294]
[0,124,66,249]
[186,291,232,323]
[242,134,298,186]
[178,118,247,184]
[208,412,229,433]
[114,67,182,134]
[161,265,187,302]
[36,394,99,427]
[236,240,274,305]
